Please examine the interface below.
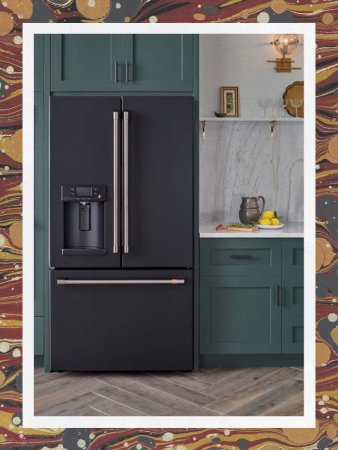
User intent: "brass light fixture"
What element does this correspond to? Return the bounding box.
[267,34,301,72]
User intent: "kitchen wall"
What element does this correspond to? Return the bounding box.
[199,34,304,225]
[200,34,304,118]
[200,121,304,224]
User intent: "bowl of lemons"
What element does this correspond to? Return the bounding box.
[257,210,284,229]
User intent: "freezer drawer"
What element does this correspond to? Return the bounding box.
[50,270,193,371]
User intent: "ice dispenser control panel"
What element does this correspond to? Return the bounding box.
[61,185,106,202]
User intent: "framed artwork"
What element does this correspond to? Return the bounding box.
[220,86,240,117]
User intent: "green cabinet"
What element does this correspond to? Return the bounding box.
[200,276,281,354]
[34,35,44,91]
[200,238,303,361]
[51,34,194,92]
[34,91,44,356]
[281,239,304,353]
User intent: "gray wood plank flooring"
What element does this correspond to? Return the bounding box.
[34,367,303,416]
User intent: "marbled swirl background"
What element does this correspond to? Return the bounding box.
[0,0,337,448]
[200,121,304,225]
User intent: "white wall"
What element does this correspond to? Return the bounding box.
[200,35,304,118]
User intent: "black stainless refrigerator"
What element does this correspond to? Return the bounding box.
[49,96,194,371]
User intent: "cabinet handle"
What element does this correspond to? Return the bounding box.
[114,61,119,82]
[57,279,186,286]
[113,111,119,254]
[230,254,253,260]
[125,61,129,83]
[275,285,280,306]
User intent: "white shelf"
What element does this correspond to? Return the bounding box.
[200,117,303,122]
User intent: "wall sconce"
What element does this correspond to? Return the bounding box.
[267,34,301,72]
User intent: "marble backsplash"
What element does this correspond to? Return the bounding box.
[200,121,304,225]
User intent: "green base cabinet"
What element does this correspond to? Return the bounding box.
[200,276,281,354]
[200,238,304,366]
[51,34,194,92]
[282,239,304,353]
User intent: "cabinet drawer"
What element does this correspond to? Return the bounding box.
[200,239,281,277]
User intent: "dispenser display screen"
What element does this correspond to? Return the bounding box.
[76,186,92,197]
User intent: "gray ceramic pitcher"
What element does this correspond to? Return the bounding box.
[239,196,265,224]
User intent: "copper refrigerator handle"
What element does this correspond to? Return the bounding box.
[123,111,129,254]
[113,111,119,254]
[57,279,186,286]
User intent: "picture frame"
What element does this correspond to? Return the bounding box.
[220,86,240,117]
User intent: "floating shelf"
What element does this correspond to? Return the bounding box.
[200,117,304,122]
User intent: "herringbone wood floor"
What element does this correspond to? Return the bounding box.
[34,366,303,416]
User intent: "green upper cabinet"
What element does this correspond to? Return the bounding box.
[51,35,123,91]
[34,35,44,91]
[50,34,194,92]
[121,35,193,91]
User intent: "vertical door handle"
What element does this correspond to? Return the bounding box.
[275,285,280,306]
[125,61,129,83]
[123,111,129,254]
[113,111,119,254]
[114,61,118,82]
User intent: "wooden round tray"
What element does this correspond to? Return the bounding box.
[283,81,304,118]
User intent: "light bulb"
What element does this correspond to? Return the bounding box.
[272,34,299,56]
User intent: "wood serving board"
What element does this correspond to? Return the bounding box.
[216,224,259,232]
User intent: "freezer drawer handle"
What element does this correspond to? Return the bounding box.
[113,111,119,254]
[123,111,129,254]
[56,279,186,285]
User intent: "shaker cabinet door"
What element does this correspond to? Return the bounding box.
[200,276,282,355]
[122,35,194,91]
[281,239,304,353]
[51,35,123,91]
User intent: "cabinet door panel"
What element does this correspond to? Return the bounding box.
[34,317,44,356]
[200,276,281,354]
[51,35,122,91]
[34,92,44,315]
[282,239,304,353]
[122,35,193,91]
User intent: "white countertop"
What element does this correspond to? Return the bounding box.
[200,222,304,238]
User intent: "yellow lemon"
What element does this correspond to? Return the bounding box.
[259,218,272,225]
[271,218,280,226]
[261,210,274,219]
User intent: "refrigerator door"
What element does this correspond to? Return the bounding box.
[122,96,194,268]
[50,269,193,371]
[50,96,121,268]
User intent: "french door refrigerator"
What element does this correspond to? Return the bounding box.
[49,96,194,371]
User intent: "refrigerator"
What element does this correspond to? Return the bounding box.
[49,96,194,371]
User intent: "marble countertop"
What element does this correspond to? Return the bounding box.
[200,222,304,238]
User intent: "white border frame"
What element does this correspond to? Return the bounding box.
[23,23,316,428]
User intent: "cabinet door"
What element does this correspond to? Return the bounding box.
[122,35,193,91]
[200,276,281,354]
[51,35,122,91]
[282,239,304,353]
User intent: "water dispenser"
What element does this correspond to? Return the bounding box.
[61,185,106,255]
